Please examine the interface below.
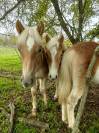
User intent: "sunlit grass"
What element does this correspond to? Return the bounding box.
[0,47,21,73]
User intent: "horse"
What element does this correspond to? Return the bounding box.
[16,20,49,117]
[45,34,99,128]
[44,34,66,100]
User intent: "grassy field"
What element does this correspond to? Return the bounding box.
[0,47,99,133]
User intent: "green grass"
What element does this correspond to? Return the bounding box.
[0,47,21,73]
[0,47,99,133]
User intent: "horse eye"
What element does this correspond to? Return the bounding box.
[18,48,22,53]
[38,48,41,52]
[37,47,42,53]
[18,47,21,52]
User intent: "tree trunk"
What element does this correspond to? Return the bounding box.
[51,0,78,44]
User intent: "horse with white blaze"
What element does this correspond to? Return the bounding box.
[16,20,49,117]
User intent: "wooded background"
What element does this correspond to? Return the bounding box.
[0,0,99,44]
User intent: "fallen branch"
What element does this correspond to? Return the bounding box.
[9,103,16,133]
[0,105,49,131]
[18,117,49,130]
[72,46,99,133]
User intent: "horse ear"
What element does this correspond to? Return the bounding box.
[58,34,64,44]
[43,33,50,44]
[37,21,44,36]
[58,34,65,50]
[16,20,24,34]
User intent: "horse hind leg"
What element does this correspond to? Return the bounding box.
[58,69,72,124]
[59,79,71,124]
[62,102,68,124]
[67,79,85,129]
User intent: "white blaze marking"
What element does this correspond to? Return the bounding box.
[49,61,58,79]
[49,46,58,79]
[47,36,60,79]
[27,36,34,51]
[26,26,43,51]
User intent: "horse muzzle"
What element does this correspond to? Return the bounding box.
[21,77,34,88]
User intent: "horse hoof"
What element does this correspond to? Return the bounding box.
[68,123,74,129]
[44,100,47,106]
[27,113,35,119]
[62,119,68,125]
[53,96,58,102]
[32,112,36,117]
[32,109,37,117]
[64,120,68,125]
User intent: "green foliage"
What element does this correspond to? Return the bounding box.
[27,0,50,26]
[8,36,17,45]
[0,36,17,46]
[70,0,95,27]
[0,37,5,45]
[64,39,72,46]
[0,0,98,42]
[83,0,95,22]
[85,24,99,40]
[34,0,50,22]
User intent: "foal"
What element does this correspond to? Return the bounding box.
[44,34,65,99]
[45,35,99,128]
[16,20,48,116]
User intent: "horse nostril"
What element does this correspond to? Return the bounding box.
[49,75,51,79]
[56,75,58,79]
[31,78,33,84]
[21,76,23,82]
[24,82,28,87]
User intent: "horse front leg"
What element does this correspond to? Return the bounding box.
[54,80,58,100]
[31,86,37,117]
[38,79,47,105]
[54,88,58,100]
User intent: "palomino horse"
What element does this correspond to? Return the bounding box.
[16,20,49,117]
[44,34,66,99]
[45,34,99,128]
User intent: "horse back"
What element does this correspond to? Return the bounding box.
[68,42,99,83]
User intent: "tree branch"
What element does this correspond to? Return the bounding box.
[51,0,77,44]
[76,0,84,41]
[9,103,16,133]
[0,0,25,21]
[84,24,99,40]
[0,104,49,131]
